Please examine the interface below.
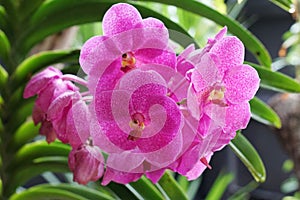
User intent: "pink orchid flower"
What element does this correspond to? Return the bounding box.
[79,3,176,95]
[23,67,79,143]
[187,27,260,135]
[92,69,184,175]
[172,27,260,179]
[68,140,105,185]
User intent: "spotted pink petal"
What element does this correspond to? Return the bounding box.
[224,102,251,134]
[39,121,56,144]
[23,67,62,98]
[210,36,245,74]
[32,103,44,125]
[145,169,166,183]
[79,35,108,75]
[51,105,70,143]
[135,48,176,69]
[47,91,79,121]
[172,138,201,176]
[117,69,167,93]
[139,63,189,102]
[187,85,201,120]
[101,167,142,186]
[212,131,236,152]
[205,26,227,51]
[106,152,145,173]
[67,100,90,149]
[142,123,183,167]
[176,44,195,76]
[186,153,212,180]
[69,145,104,185]
[224,64,260,104]
[80,28,171,78]
[191,53,220,92]
[102,3,142,36]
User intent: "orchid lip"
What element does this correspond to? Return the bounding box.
[127,112,146,141]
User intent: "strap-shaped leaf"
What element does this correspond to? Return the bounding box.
[250,97,281,128]
[9,141,70,171]
[248,62,300,93]
[229,132,266,183]
[17,0,195,55]
[157,171,189,200]
[9,186,88,200]
[16,0,113,54]
[137,0,272,68]
[37,184,115,200]
[11,49,80,90]
[0,64,8,90]
[0,5,8,31]
[5,160,70,197]
[268,0,294,12]
[205,171,234,200]
[128,176,165,200]
[0,29,10,65]
[9,120,39,151]
[17,0,47,23]
[107,182,139,200]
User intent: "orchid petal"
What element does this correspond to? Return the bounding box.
[224,102,251,134]
[101,167,142,186]
[210,36,245,74]
[224,64,260,104]
[102,3,142,36]
[23,67,62,98]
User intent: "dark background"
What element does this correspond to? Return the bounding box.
[197,0,295,199]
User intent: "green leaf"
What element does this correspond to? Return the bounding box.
[0,5,8,31]
[16,0,114,54]
[17,0,47,23]
[137,0,272,67]
[0,64,8,90]
[6,159,70,197]
[0,29,10,63]
[250,97,281,128]
[247,62,300,93]
[128,176,165,200]
[228,181,258,200]
[205,171,234,200]
[268,0,295,12]
[11,49,80,90]
[9,120,39,151]
[38,184,115,200]
[107,182,139,200]
[187,178,201,200]
[229,132,266,183]
[17,0,195,54]
[9,186,88,200]
[9,141,71,171]
[177,175,189,192]
[157,171,189,200]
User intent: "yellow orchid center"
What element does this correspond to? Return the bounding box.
[127,113,145,141]
[121,52,136,72]
[208,86,225,102]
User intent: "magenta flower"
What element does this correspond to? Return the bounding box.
[170,27,260,180]
[91,69,184,175]
[23,67,79,143]
[68,140,104,185]
[79,3,176,95]
[187,27,260,135]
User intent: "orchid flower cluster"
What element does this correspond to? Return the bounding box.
[23,3,260,185]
